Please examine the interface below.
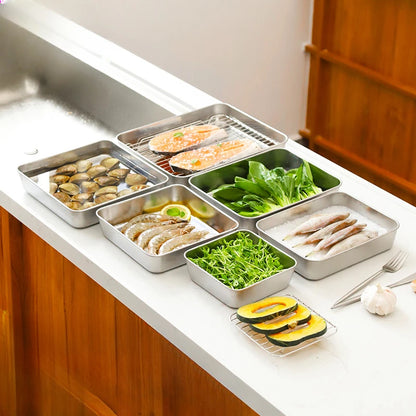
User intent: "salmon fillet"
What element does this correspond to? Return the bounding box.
[169,139,259,173]
[148,124,227,155]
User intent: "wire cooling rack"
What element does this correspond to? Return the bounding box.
[230,295,337,357]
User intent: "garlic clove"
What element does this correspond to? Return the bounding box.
[411,280,416,293]
[360,284,397,316]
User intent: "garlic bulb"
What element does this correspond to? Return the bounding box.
[360,284,397,316]
[411,280,416,293]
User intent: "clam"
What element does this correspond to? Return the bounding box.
[95,194,117,204]
[59,183,80,196]
[82,201,96,209]
[53,192,71,203]
[56,164,77,176]
[94,186,118,197]
[69,173,90,184]
[117,188,134,197]
[100,157,120,171]
[65,201,82,210]
[71,193,94,203]
[87,165,107,178]
[130,184,149,192]
[125,173,147,186]
[49,183,58,194]
[50,174,70,184]
[81,181,100,194]
[93,176,119,187]
[75,159,93,172]
[108,168,130,179]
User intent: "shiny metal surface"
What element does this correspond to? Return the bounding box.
[18,141,168,228]
[185,230,296,308]
[189,148,341,230]
[0,17,172,134]
[96,184,239,273]
[116,103,288,183]
[256,192,399,280]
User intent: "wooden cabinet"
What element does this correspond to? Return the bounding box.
[304,0,416,205]
[0,208,257,416]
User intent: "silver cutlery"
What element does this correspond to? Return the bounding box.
[331,250,408,309]
[331,271,416,308]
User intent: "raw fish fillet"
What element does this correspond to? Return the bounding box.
[283,213,350,241]
[169,139,259,173]
[326,230,378,257]
[148,124,227,155]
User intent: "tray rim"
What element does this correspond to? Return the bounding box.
[17,139,169,225]
[115,102,289,180]
[255,191,400,263]
[95,183,240,272]
[188,147,342,224]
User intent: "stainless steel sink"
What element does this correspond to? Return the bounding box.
[0,15,175,149]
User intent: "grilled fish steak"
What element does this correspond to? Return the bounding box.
[169,139,259,174]
[149,124,227,155]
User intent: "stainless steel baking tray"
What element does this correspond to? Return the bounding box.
[256,192,399,280]
[18,140,168,228]
[185,230,296,308]
[116,103,288,184]
[230,294,337,357]
[189,148,341,230]
[96,184,239,273]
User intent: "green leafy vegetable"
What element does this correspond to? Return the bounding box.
[190,232,284,289]
[211,160,322,217]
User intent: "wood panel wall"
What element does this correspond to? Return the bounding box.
[303,0,416,205]
[0,208,258,416]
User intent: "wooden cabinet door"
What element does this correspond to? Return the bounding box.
[304,0,416,205]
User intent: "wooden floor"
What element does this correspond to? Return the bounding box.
[0,208,258,416]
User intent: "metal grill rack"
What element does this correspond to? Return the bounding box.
[230,295,337,357]
[124,113,279,178]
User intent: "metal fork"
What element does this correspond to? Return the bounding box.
[331,250,408,309]
[332,271,416,308]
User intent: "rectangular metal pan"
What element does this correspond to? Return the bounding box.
[18,140,168,228]
[96,184,239,273]
[256,192,399,280]
[185,230,296,308]
[189,148,341,230]
[116,103,288,184]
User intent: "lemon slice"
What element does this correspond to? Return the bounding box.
[187,199,216,219]
[143,195,170,213]
[161,204,191,221]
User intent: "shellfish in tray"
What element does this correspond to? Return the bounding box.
[148,124,227,155]
[169,138,260,174]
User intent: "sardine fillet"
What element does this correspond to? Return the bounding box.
[295,218,357,247]
[326,230,378,257]
[314,223,367,252]
[284,213,350,240]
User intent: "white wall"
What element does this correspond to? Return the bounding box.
[35,0,313,137]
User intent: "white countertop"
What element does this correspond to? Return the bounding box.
[2,126,415,416]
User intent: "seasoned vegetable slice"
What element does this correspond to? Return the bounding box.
[250,304,311,334]
[237,296,298,324]
[266,314,327,347]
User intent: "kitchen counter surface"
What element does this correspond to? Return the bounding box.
[2,132,415,416]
